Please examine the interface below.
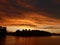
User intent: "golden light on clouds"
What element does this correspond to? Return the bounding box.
[0,13,60,33]
[0,0,60,33]
[0,13,60,26]
[7,26,35,32]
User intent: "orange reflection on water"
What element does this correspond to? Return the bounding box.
[0,36,60,45]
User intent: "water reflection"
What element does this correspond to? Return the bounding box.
[0,36,60,45]
[0,37,6,45]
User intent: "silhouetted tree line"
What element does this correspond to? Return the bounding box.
[1,26,60,37]
[0,26,52,36]
[14,29,52,36]
[0,26,7,37]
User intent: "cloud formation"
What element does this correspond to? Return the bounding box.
[0,0,60,29]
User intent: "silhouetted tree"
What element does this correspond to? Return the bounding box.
[0,26,7,37]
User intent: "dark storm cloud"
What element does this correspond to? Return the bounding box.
[0,0,60,20]
[0,0,34,19]
[29,0,60,19]
[17,0,60,19]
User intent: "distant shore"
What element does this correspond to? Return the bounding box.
[0,26,60,37]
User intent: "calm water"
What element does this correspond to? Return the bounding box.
[0,36,60,45]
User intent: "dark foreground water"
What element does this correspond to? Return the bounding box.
[0,36,60,45]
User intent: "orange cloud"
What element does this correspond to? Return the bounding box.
[0,13,60,27]
[0,0,60,32]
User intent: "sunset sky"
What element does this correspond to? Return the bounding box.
[0,0,60,33]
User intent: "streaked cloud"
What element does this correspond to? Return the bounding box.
[0,0,60,33]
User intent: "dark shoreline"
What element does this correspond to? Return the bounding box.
[0,26,60,37]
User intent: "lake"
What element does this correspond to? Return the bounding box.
[0,36,60,45]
